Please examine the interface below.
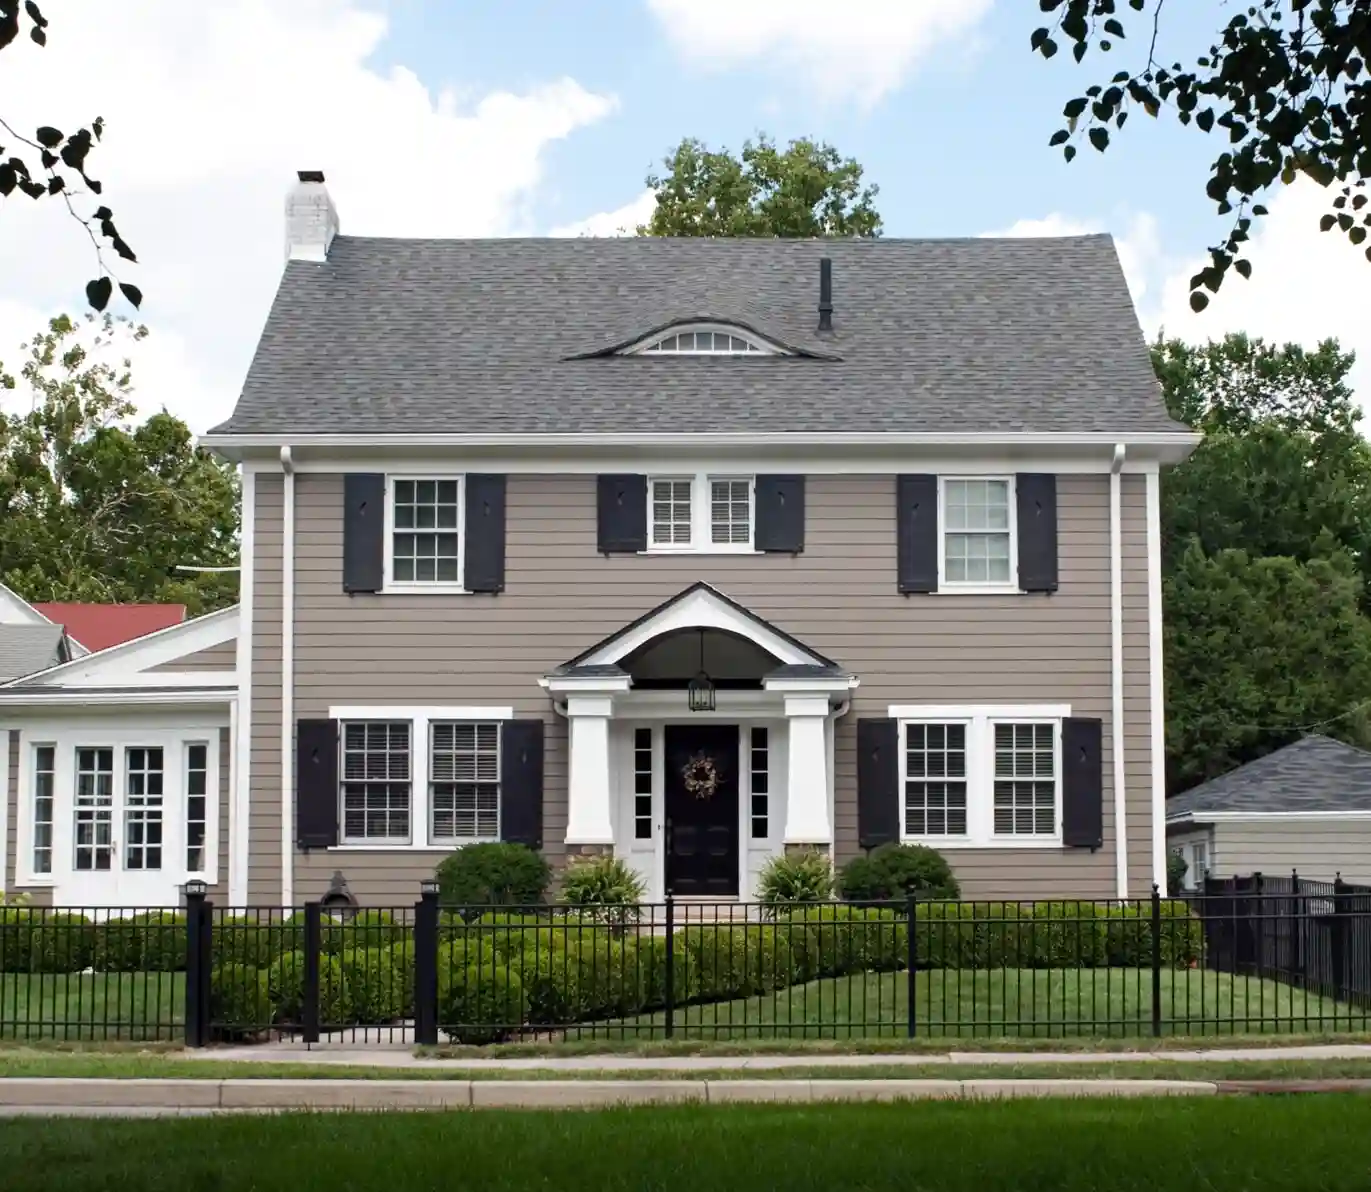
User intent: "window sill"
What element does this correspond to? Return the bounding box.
[380,583,470,596]
[12,876,56,888]
[930,585,1022,596]
[327,842,496,852]
[639,548,762,557]
[902,837,1065,850]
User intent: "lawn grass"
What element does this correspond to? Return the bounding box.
[2,1048,1371,1083]
[5,1100,1371,1191]
[597,968,1362,1039]
[0,974,183,1042]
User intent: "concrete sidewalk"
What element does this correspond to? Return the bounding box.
[188,1042,1371,1071]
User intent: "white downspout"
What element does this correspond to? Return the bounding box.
[1146,468,1168,890]
[279,447,296,907]
[1110,444,1129,900]
[231,470,256,907]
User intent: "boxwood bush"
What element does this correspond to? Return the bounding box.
[838,844,960,903]
[439,963,527,1045]
[434,843,551,914]
[0,910,92,973]
[209,963,272,1040]
[92,911,187,972]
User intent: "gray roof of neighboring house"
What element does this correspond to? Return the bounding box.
[210,235,1185,438]
[1166,735,1371,818]
[0,623,67,682]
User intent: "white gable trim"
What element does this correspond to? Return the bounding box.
[577,585,825,669]
[3,605,239,688]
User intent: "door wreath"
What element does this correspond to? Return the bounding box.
[681,752,720,800]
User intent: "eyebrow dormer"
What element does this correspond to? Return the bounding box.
[620,323,790,356]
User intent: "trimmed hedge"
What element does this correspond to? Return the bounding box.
[439,964,527,1045]
[209,963,272,1039]
[92,912,187,972]
[0,910,93,973]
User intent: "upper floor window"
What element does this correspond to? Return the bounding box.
[940,477,1016,589]
[648,473,754,553]
[624,323,783,356]
[387,477,464,591]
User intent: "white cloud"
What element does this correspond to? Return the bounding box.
[0,0,615,431]
[550,190,656,238]
[984,212,1162,308]
[646,0,992,106]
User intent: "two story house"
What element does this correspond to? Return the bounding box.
[0,172,1197,909]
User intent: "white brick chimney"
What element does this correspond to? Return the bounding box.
[285,170,339,262]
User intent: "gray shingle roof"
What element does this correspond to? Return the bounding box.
[0,624,67,682]
[1166,735,1371,818]
[211,235,1185,437]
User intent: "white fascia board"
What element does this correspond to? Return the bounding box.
[0,688,233,708]
[888,703,1072,721]
[763,676,860,695]
[60,672,237,689]
[540,675,634,695]
[3,605,238,687]
[328,704,516,721]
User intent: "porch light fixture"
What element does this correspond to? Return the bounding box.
[687,628,716,712]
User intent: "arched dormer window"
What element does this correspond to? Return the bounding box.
[622,323,786,356]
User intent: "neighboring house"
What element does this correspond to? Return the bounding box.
[2,171,1199,910]
[0,625,74,683]
[1167,735,1371,889]
[32,603,187,653]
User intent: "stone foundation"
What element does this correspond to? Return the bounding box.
[565,843,614,861]
[784,843,831,858]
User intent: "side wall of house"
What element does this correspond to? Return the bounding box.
[246,470,1158,906]
[1208,820,1371,886]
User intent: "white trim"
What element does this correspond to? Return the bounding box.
[1169,810,1371,824]
[0,689,233,708]
[61,672,236,689]
[937,475,1018,592]
[1110,444,1128,899]
[0,729,8,893]
[888,703,1071,721]
[622,322,786,356]
[231,468,254,907]
[1146,468,1166,891]
[541,673,634,695]
[579,585,826,670]
[644,473,757,555]
[382,473,468,595]
[762,676,860,695]
[280,461,295,906]
[896,710,1066,849]
[326,706,514,850]
[3,605,239,688]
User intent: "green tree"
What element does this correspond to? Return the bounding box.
[640,135,882,238]
[1164,542,1371,790]
[1,2,139,309]
[1032,1,1370,309]
[0,313,238,614]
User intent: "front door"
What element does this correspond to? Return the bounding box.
[664,724,740,897]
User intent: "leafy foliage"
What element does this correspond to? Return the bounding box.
[0,314,240,613]
[838,844,961,903]
[1167,849,1191,896]
[1032,0,1371,308]
[1,2,139,308]
[433,843,552,912]
[558,855,646,922]
[640,134,882,238]
[757,849,835,905]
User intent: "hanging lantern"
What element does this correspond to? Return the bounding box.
[687,628,715,711]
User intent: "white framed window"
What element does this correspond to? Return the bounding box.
[185,742,209,873]
[31,744,55,875]
[74,746,115,872]
[430,722,501,843]
[385,476,464,592]
[341,721,412,844]
[894,705,1066,848]
[328,706,514,850]
[625,323,782,356]
[749,727,770,839]
[647,473,754,553]
[939,477,1016,590]
[633,727,653,841]
[123,746,165,871]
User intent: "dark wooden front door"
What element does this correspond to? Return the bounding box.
[664,724,740,897]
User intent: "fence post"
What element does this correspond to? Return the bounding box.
[1291,869,1304,989]
[303,901,322,1046]
[183,881,211,1048]
[1150,883,1163,1038]
[414,881,440,1047]
[664,895,675,1040]
[1332,874,1350,996]
[906,891,917,1038]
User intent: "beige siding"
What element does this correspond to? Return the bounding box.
[256,471,1159,906]
[5,729,52,906]
[203,726,231,904]
[1208,820,1371,885]
[148,639,237,673]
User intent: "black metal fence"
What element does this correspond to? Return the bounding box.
[3,886,1371,1045]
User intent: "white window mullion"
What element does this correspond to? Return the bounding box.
[692,472,710,546]
[413,715,431,849]
[966,717,994,844]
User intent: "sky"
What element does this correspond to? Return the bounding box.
[1,0,1368,431]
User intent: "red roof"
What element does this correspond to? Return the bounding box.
[33,603,187,653]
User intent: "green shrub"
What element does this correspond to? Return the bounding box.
[1167,850,1191,896]
[338,947,405,1023]
[514,931,638,1024]
[0,911,93,973]
[212,915,275,968]
[775,906,905,980]
[758,850,834,906]
[92,912,187,973]
[628,935,694,1011]
[682,927,797,1000]
[209,963,271,1039]
[558,856,646,923]
[434,843,551,914]
[439,964,527,1045]
[322,910,400,955]
[385,939,416,1016]
[839,844,960,903]
[262,951,349,1026]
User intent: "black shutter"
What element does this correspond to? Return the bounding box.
[342,473,386,593]
[896,474,939,593]
[464,474,507,593]
[1061,716,1104,849]
[857,718,901,850]
[500,719,545,848]
[296,719,339,850]
[1016,473,1059,593]
[754,475,805,553]
[597,475,647,554]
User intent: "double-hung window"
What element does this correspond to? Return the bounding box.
[648,473,754,553]
[31,745,55,875]
[341,722,412,843]
[940,477,1015,589]
[387,477,464,590]
[898,707,1063,846]
[430,722,501,842]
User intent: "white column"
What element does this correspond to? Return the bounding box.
[565,694,616,844]
[783,694,832,844]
